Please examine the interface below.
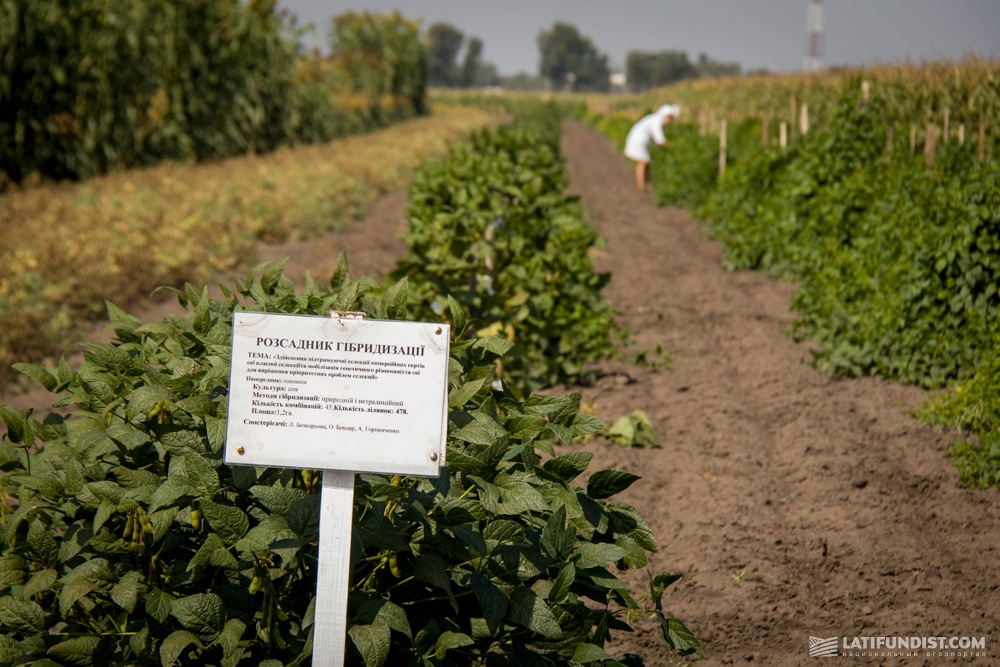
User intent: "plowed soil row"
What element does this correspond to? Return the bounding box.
[558,121,998,666]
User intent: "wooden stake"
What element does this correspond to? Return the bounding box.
[925,124,938,172]
[910,124,917,155]
[800,103,809,135]
[789,93,797,143]
[862,80,870,107]
[761,115,769,146]
[779,121,787,149]
[719,119,727,176]
[958,124,965,145]
[885,127,893,164]
[942,109,950,143]
[312,470,356,667]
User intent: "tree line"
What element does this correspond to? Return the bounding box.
[0,2,430,184]
[428,21,741,93]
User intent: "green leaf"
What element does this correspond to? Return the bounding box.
[543,451,593,484]
[260,257,290,295]
[170,454,220,498]
[470,572,508,633]
[45,637,104,667]
[658,613,705,659]
[348,623,390,667]
[286,494,321,540]
[0,554,29,588]
[381,277,408,320]
[216,618,246,657]
[470,337,514,363]
[482,519,525,544]
[607,502,658,552]
[200,500,249,544]
[648,572,682,611]
[435,631,473,659]
[413,554,456,610]
[571,642,611,663]
[569,413,604,437]
[205,415,227,454]
[189,533,239,571]
[160,630,204,667]
[331,251,351,289]
[353,598,411,641]
[59,579,94,618]
[170,593,227,641]
[0,634,23,662]
[110,571,143,614]
[586,469,641,499]
[47,636,104,666]
[0,406,28,445]
[549,562,575,603]
[20,568,58,599]
[250,485,306,515]
[11,363,57,392]
[230,465,258,490]
[447,295,467,335]
[602,415,635,445]
[449,376,489,408]
[145,587,174,623]
[149,477,198,513]
[575,543,629,569]
[0,596,45,634]
[493,476,548,513]
[507,587,561,638]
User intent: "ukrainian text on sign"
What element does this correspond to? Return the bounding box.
[225,312,449,476]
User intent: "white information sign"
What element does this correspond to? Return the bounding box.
[225,311,451,667]
[224,311,450,476]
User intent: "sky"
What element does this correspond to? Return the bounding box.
[277,0,1000,75]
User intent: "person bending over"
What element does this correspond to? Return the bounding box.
[624,104,679,190]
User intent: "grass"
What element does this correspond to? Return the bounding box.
[0,106,492,389]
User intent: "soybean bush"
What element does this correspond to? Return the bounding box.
[702,89,1000,387]
[392,104,621,395]
[0,258,700,666]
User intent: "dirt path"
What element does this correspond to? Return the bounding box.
[1,192,408,415]
[559,121,999,665]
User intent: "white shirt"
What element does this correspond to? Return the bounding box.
[624,113,666,162]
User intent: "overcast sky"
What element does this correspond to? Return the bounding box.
[278,0,1000,74]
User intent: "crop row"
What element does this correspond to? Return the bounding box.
[0,108,700,665]
[391,102,620,395]
[0,109,491,392]
[586,73,1000,487]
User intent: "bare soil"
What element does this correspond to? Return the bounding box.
[559,121,999,666]
[4,122,998,666]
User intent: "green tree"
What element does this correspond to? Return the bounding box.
[626,50,697,91]
[537,22,610,92]
[427,22,464,87]
[696,52,741,78]
[329,11,429,115]
[460,36,483,88]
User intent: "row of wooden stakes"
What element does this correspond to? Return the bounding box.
[710,106,988,176]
